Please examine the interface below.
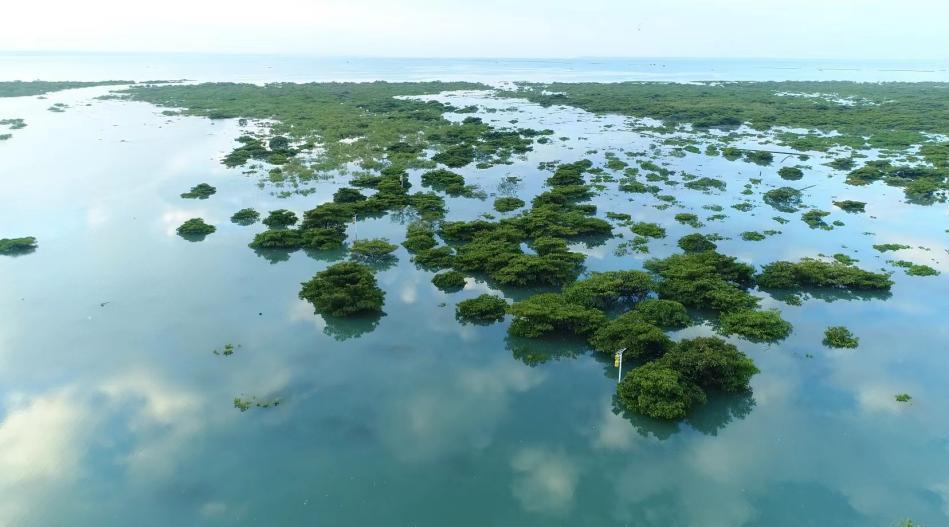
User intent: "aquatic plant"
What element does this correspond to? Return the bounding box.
[741,231,766,241]
[248,229,303,250]
[633,299,691,328]
[823,326,859,348]
[561,270,652,309]
[262,209,299,228]
[744,151,774,165]
[0,80,128,97]
[645,251,758,313]
[616,362,706,420]
[630,222,666,238]
[833,200,866,213]
[508,293,606,338]
[763,187,803,212]
[873,243,911,252]
[421,169,467,195]
[895,393,912,403]
[677,233,717,253]
[801,209,832,229]
[402,222,437,252]
[349,238,398,262]
[660,337,759,393]
[589,313,673,360]
[299,262,384,317]
[0,236,37,255]
[412,246,455,270]
[684,177,726,191]
[890,260,940,276]
[778,167,804,180]
[718,309,792,342]
[493,196,525,212]
[230,208,260,225]
[333,187,367,203]
[180,183,216,199]
[674,213,702,228]
[176,218,215,237]
[431,271,466,291]
[455,294,509,323]
[756,258,893,290]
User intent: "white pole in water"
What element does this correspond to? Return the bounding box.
[615,347,626,383]
[352,213,358,241]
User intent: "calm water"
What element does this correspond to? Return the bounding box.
[1,60,949,526]
[2,53,949,83]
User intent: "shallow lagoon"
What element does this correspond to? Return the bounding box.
[1,77,948,526]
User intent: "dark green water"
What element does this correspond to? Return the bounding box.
[1,84,947,526]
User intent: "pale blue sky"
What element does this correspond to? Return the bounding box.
[5,0,948,59]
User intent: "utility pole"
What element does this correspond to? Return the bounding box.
[614,347,626,383]
[352,213,358,241]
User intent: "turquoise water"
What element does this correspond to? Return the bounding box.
[1,63,949,526]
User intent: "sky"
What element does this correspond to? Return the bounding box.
[4,0,948,60]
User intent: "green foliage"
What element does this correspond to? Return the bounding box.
[873,243,911,252]
[350,238,398,262]
[763,187,803,212]
[616,336,758,420]
[589,312,673,360]
[778,166,804,180]
[333,187,367,203]
[833,200,866,213]
[645,251,758,312]
[0,236,37,255]
[508,293,606,338]
[744,150,774,165]
[616,362,706,420]
[660,337,759,392]
[126,81,541,173]
[801,209,832,229]
[262,209,298,228]
[431,271,466,291]
[180,182,216,199]
[630,222,666,238]
[176,218,215,237]
[421,169,467,195]
[561,271,652,309]
[230,208,260,225]
[757,258,893,290]
[718,309,792,342]
[903,263,940,276]
[504,81,949,152]
[677,233,717,253]
[684,177,726,191]
[493,196,525,212]
[402,222,437,252]
[0,80,128,97]
[301,227,347,250]
[456,294,508,323]
[491,251,584,287]
[633,299,691,328]
[674,213,702,228]
[299,262,384,317]
[895,393,912,403]
[823,326,859,348]
[741,231,766,241]
[412,246,455,270]
[249,229,303,249]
